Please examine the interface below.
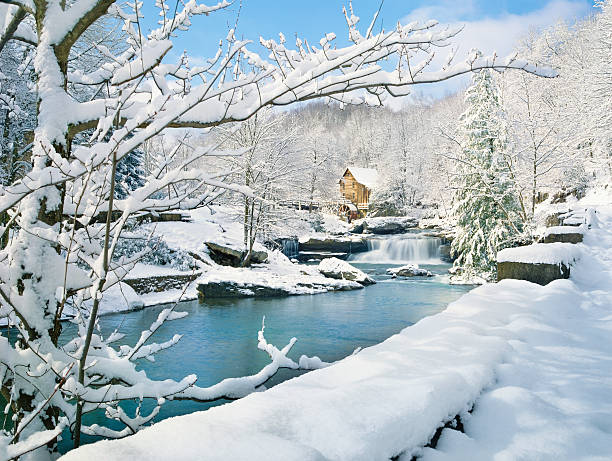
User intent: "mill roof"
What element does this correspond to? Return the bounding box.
[344,167,379,189]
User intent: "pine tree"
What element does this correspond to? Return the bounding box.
[451,69,523,280]
[114,148,146,199]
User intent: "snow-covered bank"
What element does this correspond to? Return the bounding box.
[61,189,612,460]
[415,192,612,461]
[1,209,361,328]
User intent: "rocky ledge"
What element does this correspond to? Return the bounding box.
[350,216,419,235]
[298,235,369,258]
[124,272,201,294]
[197,280,359,298]
[197,278,361,299]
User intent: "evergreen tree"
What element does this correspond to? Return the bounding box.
[451,69,523,280]
[114,148,146,199]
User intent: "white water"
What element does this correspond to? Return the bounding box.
[280,238,299,258]
[351,235,442,264]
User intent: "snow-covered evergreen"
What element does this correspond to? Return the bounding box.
[450,69,524,280]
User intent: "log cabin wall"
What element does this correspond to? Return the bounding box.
[339,170,369,209]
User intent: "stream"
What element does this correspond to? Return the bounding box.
[5,234,474,452]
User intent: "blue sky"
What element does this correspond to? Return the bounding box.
[147,0,595,98]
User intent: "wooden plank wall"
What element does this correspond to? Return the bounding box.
[340,171,369,207]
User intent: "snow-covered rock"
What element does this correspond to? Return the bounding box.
[497,242,583,265]
[387,264,434,278]
[350,216,419,235]
[539,225,584,244]
[318,257,376,285]
[205,242,268,266]
[497,242,584,286]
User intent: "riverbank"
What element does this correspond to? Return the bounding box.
[61,188,612,460]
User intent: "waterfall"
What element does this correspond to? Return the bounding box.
[280,238,299,259]
[351,235,441,263]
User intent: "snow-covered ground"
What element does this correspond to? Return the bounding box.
[0,208,355,327]
[61,189,612,460]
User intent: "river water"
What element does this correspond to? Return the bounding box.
[5,234,473,451]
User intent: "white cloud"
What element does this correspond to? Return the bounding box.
[398,0,592,100]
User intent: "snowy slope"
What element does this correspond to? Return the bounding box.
[60,189,612,461]
[416,189,612,461]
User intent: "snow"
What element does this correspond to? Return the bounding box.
[60,188,612,461]
[347,167,379,189]
[497,242,583,265]
[152,205,266,254]
[540,225,585,236]
[127,263,197,279]
[139,287,197,306]
[72,283,144,317]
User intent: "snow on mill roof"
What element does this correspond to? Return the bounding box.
[346,167,379,189]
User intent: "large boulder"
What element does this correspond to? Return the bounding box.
[318,258,376,285]
[205,242,268,267]
[496,242,582,286]
[386,264,433,278]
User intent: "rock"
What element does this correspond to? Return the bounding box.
[540,226,583,244]
[348,222,365,234]
[544,212,563,227]
[247,250,269,264]
[386,264,434,278]
[298,236,368,254]
[124,273,201,294]
[551,186,586,204]
[318,258,376,285]
[350,217,419,235]
[198,281,288,298]
[420,229,454,242]
[205,242,268,267]
[497,261,570,285]
[438,244,453,263]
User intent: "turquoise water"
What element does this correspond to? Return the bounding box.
[54,260,471,450]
